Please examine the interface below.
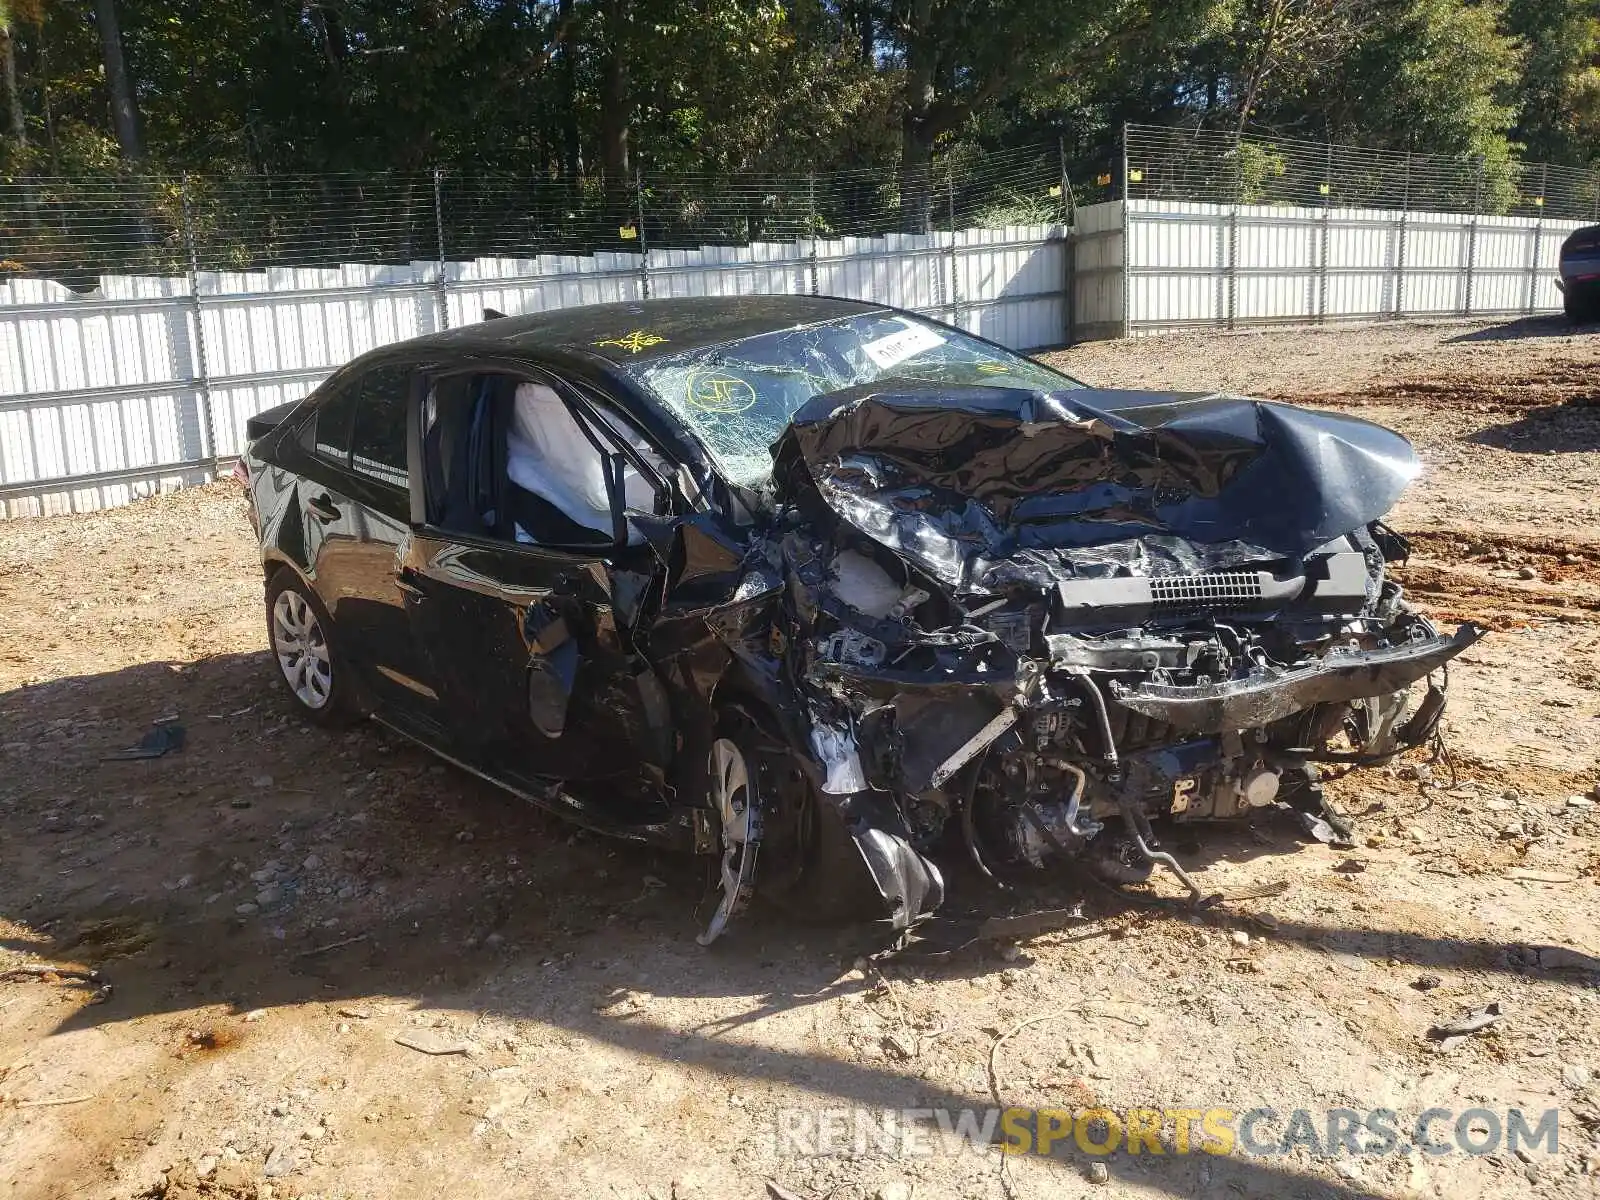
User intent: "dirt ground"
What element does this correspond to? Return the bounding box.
[2,315,1598,1200]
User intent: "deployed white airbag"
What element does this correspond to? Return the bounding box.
[506,381,657,542]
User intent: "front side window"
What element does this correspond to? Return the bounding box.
[423,371,667,550]
[626,312,1082,487]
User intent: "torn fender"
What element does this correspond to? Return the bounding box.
[1107,623,1486,734]
[832,790,945,930]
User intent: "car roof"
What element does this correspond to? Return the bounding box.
[389,295,890,366]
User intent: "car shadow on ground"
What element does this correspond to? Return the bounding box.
[2,654,1590,1198]
[1443,315,1584,343]
[1465,396,1600,453]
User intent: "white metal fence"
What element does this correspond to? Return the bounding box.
[0,225,1067,518]
[1069,199,1579,337]
[3,192,1580,518]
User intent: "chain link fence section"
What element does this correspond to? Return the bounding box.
[1124,124,1600,221]
[0,145,1073,292]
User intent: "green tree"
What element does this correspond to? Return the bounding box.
[877,0,1216,227]
[1325,0,1520,159]
[1506,0,1600,164]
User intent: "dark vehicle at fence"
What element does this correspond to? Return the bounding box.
[238,296,1481,942]
[1557,224,1600,322]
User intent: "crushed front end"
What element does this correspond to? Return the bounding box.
[761,383,1484,920]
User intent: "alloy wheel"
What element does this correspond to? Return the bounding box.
[271,588,333,710]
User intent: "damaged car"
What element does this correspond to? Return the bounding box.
[239,296,1481,942]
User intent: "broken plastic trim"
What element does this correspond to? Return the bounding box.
[927,706,1018,790]
[1106,623,1486,734]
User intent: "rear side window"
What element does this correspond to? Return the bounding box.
[306,365,412,490]
[310,380,359,464]
[349,366,412,489]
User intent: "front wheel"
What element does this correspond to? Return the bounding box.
[265,569,355,726]
[698,713,881,942]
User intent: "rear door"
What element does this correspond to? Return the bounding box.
[298,360,443,724]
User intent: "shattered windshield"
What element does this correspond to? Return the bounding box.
[627,312,1083,487]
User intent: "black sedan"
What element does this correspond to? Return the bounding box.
[240,296,1480,942]
[1558,224,1600,322]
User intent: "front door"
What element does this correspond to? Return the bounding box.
[399,365,678,822]
[399,535,609,774]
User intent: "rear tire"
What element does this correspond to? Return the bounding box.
[1565,290,1595,324]
[265,569,356,727]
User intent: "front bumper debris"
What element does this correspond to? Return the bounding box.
[1106,622,1485,734]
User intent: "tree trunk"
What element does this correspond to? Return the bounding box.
[1,25,24,149]
[93,0,142,162]
[897,0,936,232]
[558,0,580,179]
[39,20,56,172]
[852,0,874,64]
[598,0,630,184]
[1234,0,1287,141]
[899,120,933,233]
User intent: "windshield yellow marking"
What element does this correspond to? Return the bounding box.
[686,369,756,413]
[595,330,668,353]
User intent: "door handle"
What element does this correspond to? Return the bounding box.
[307,494,341,522]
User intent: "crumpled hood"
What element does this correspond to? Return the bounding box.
[769,383,1421,594]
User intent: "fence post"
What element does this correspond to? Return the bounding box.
[1528,163,1549,314]
[1394,209,1408,319]
[1060,134,1077,345]
[1463,212,1478,317]
[806,171,820,297]
[1318,142,1332,322]
[179,174,219,476]
[1527,216,1543,315]
[945,165,961,327]
[635,167,651,300]
[1120,192,1130,338]
[929,170,946,320]
[1121,122,1130,203]
[431,167,450,330]
[1465,157,1483,316]
[1226,205,1239,330]
[1121,122,1135,337]
[1395,156,1413,318]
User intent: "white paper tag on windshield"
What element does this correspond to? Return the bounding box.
[862,323,945,369]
